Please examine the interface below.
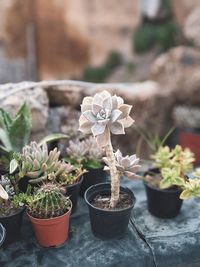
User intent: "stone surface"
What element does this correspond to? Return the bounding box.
[0,84,49,133]
[183,8,200,47]
[170,0,200,28]
[1,179,200,267]
[150,46,200,99]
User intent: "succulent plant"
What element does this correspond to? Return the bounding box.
[173,105,200,129]
[27,183,71,219]
[79,90,139,208]
[66,136,104,169]
[17,142,74,184]
[149,145,195,190]
[160,167,185,189]
[151,146,172,169]
[79,90,134,147]
[180,179,200,200]
[104,150,141,179]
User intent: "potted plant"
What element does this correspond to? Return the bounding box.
[144,145,195,218]
[0,176,27,245]
[27,183,72,247]
[14,142,85,213]
[180,168,200,200]
[173,105,200,164]
[79,90,141,239]
[66,136,107,197]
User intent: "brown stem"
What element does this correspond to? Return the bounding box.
[105,141,120,208]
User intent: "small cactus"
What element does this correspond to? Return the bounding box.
[27,184,71,219]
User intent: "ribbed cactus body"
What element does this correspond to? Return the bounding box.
[28,184,71,219]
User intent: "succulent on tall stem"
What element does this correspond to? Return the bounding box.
[79,90,140,208]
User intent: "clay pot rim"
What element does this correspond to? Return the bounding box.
[84,182,136,213]
[27,200,72,222]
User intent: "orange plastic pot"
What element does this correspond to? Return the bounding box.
[27,203,72,247]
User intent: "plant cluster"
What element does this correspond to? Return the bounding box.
[66,136,104,169]
[146,145,195,189]
[15,142,85,186]
[79,90,141,208]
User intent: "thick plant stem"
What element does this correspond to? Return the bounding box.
[105,141,120,208]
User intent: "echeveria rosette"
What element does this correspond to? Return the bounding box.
[79,90,134,147]
[104,150,141,179]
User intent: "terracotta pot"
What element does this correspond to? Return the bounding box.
[27,203,72,247]
[179,129,200,164]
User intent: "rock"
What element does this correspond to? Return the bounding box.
[0,84,49,133]
[183,8,200,47]
[45,83,87,107]
[0,0,141,82]
[170,0,200,28]
[150,46,200,95]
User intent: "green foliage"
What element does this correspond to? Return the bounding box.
[82,158,102,170]
[27,184,71,219]
[135,127,175,154]
[149,145,195,190]
[160,167,184,189]
[134,23,157,53]
[133,20,177,54]
[180,179,200,200]
[83,52,122,83]
[151,146,172,169]
[0,103,31,153]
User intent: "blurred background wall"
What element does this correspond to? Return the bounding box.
[0,0,199,84]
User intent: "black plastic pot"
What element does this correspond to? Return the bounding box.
[65,176,83,213]
[144,182,183,218]
[85,183,136,239]
[79,168,108,197]
[0,207,25,245]
[0,223,6,246]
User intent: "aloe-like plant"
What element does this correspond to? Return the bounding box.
[66,136,104,169]
[0,103,31,153]
[79,90,140,208]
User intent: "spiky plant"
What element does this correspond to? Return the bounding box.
[66,136,104,169]
[79,90,140,208]
[27,184,71,219]
[17,142,74,184]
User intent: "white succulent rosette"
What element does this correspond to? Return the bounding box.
[104,150,141,179]
[79,90,134,147]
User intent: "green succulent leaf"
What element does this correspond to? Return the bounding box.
[0,108,12,131]
[10,158,19,174]
[38,133,69,146]
[180,189,192,200]
[8,103,32,152]
[0,128,12,151]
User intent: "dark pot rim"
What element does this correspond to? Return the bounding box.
[84,182,136,213]
[143,180,182,194]
[0,206,25,219]
[65,175,84,189]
